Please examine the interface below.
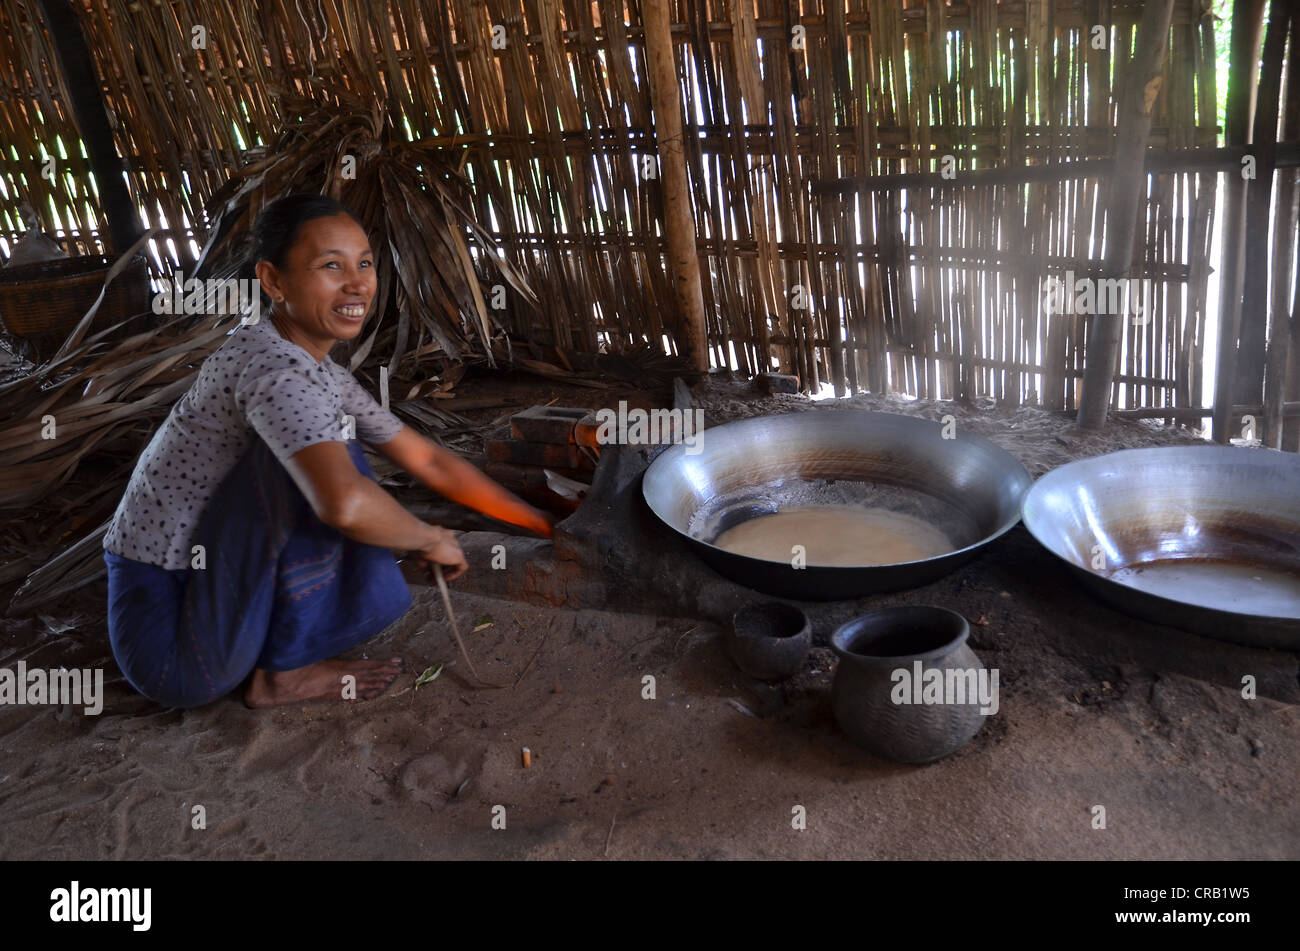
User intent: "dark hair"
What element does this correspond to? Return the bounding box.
[244,194,364,279]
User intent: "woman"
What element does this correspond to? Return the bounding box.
[103,194,553,709]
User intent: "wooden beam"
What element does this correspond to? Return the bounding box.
[33,0,141,255]
[1234,1,1291,413]
[1212,0,1271,442]
[812,143,1300,194]
[1287,214,1300,449]
[642,0,708,373]
[1289,45,1300,455]
[1266,14,1300,449]
[1076,0,1177,429]
[1110,404,1300,422]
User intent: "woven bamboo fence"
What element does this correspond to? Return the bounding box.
[0,0,1230,413]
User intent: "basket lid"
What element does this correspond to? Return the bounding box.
[4,229,69,268]
[2,203,70,268]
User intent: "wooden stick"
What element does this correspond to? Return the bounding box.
[603,812,617,857]
[1110,403,1300,422]
[512,619,554,689]
[1287,18,1300,455]
[1236,2,1292,416]
[1076,0,1177,430]
[1212,0,1271,442]
[643,0,708,373]
[433,564,508,690]
[813,144,1300,194]
[1264,15,1300,449]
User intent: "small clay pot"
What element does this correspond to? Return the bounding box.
[830,606,989,763]
[725,602,811,681]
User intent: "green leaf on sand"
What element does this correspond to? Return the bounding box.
[414,663,444,689]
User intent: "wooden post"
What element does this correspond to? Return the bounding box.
[1264,14,1299,449]
[1076,0,1177,430]
[1211,0,1270,442]
[643,0,709,373]
[1235,2,1291,419]
[1287,231,1300,451]
[34,0,141,255]
[1285,18,1300,453]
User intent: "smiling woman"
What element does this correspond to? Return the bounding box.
[252,197,379,358]
[101,194,554,711]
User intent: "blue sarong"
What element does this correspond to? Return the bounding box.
[104,438,413,708]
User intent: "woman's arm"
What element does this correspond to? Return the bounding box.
[373,426,555,538]
[282,440,469,578]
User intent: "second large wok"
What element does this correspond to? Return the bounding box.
[1022,445,1300,649]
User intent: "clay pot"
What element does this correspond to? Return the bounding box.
[725,602,811,681]
[830,607,989,763]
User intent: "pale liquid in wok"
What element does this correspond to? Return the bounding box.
[713,504,956,566]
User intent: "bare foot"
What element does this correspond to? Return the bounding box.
[244,657,403,708]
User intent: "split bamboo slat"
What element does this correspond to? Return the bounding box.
[0,0,1238,415]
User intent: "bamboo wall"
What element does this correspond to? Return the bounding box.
[0,0,1228,411]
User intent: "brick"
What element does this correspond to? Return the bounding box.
[575,412,604,450]
[575,407,698,449]
[509,405,592,444]
[484,460,591,485]
[486,439,590,469]
[484,461,543,491]
[484,463,582,515]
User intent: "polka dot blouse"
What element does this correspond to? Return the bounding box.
[103,315,405,569]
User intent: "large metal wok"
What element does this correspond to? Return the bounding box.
[641,410,1032,600]
[1022,446,1300,649]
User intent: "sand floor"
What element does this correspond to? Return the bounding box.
[1,566,1296,860]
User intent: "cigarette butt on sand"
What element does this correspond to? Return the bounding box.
[522,747,532,769]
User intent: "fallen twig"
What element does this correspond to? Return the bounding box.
[513,618,556,688]
[604,812,617,858]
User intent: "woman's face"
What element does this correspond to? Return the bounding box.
[256,213,376,359]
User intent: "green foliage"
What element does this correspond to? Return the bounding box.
[1213,0,1231,141]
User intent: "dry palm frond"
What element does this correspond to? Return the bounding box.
[1,94,539,514]
[0,308,236,510]
[193,91,537,376]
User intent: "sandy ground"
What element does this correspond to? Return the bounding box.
[0,382,1297,860]
[0,578,1296,860]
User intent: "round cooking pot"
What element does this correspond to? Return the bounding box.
[641,410,1032,600]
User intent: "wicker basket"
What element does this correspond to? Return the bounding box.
[0,253,152,340]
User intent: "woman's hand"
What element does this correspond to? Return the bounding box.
[532,507,557,539]
[416,526,469,582]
